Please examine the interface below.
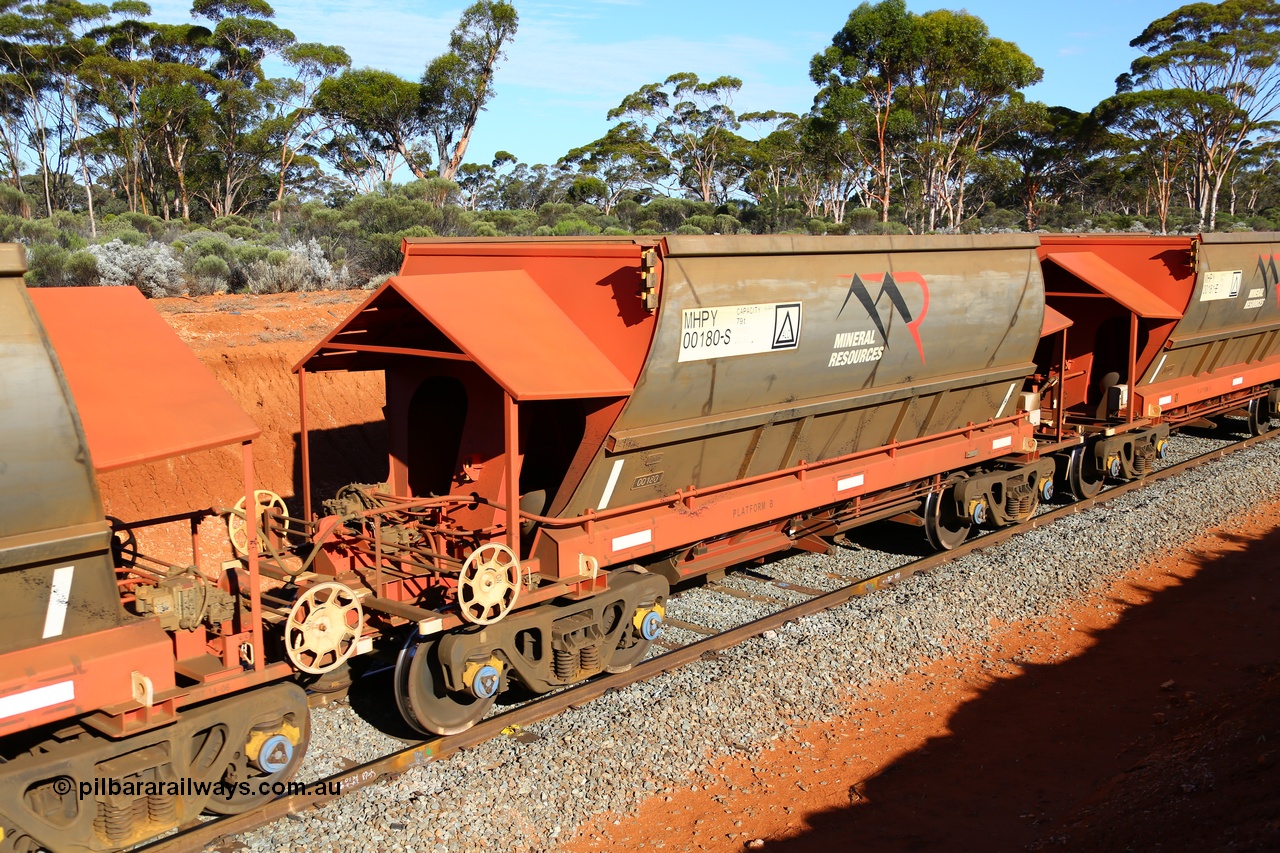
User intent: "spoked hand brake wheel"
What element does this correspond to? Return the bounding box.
[227,490,290,557]
[284,582,363,675]
[457,543,521,625]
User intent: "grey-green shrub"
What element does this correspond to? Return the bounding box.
[86,240,185,297]
[63,251,99,286]
[192,254,230,280]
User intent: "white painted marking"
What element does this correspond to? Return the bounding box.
[0,680,74,721]
[42,566,74,639]
[611,530,652,552]
[992,436,1013,450]
[678,302,802,362]
[997,382,1017,417]
[417,618,443,637]
[1159,395,1174,406]
[837,474,865,492]
[1152,354,1167,379]
[1232,376,1245,386]
[597,459,625,510]
[1200,270,1243,301]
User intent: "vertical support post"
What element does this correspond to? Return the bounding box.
[242,441,264,671]
[1057,329,1067,443]
[190,514,202,575]
[1128,312,1138,423]
[503,393,521,556]
[374,513,383,597]
[299,367,312,522]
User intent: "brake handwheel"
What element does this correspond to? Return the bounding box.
[227,490,289,556]
[457,543,521,625]
[284,582,363,675]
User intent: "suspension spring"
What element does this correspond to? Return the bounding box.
[1006,485,1035,518]
[148,792,177,824]
[552,648,577,680]
[95,801,135,844]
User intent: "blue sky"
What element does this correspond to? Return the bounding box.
[147,0,1182,169]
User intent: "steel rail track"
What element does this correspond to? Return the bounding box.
[137,428,1276,853]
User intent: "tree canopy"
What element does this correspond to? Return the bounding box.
[2,0,1279,295]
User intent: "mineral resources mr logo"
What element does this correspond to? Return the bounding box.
[836,271,931,365]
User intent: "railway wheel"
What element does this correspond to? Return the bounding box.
[395,633,494,736]
[606,600,665,673]
[1247,397,1272,436]
[203,684,310,815]
[1065,445,1104,500]
[922,479,971,551]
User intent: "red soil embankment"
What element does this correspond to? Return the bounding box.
[97,291,387,567]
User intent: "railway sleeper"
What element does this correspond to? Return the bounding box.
[0,683,308,853]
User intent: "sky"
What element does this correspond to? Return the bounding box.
[146,0,1184,169]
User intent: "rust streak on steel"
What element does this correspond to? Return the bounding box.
[139,429,1277,853]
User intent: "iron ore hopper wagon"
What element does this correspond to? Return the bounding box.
[1033,233,1280,495]
[284,234,1057,735]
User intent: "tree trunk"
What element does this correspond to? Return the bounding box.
[69,106,96,237]
[38,146,54,218]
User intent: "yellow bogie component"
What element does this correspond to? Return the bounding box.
[633,602,665,631]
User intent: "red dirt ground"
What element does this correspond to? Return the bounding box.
[102,292,1280,851]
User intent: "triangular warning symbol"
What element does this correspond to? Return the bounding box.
[774,311,796,346]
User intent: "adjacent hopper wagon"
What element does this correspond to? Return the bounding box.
[1033,233,1280,495]
[0,249,309,853]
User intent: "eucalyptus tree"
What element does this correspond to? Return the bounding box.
[1121,0,1280,229]
[79,11,219,219]
[810,0,919,222]
[79,2,159,215]
[739,111,806,213]
[559,122,670,214]
[0,0,113,219]
[995,102,1091,231]
[420,0,517,184]
[1222,137,1278,215]
[800,113,874,224]
[1097,89,1197,233]
[262,40,349,219]
[189,0,296,217]
[493,156,569,210]
[609,72,747,204]
[0,80,26,212]
[314,68,432,192]
[901,8,1041,230]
